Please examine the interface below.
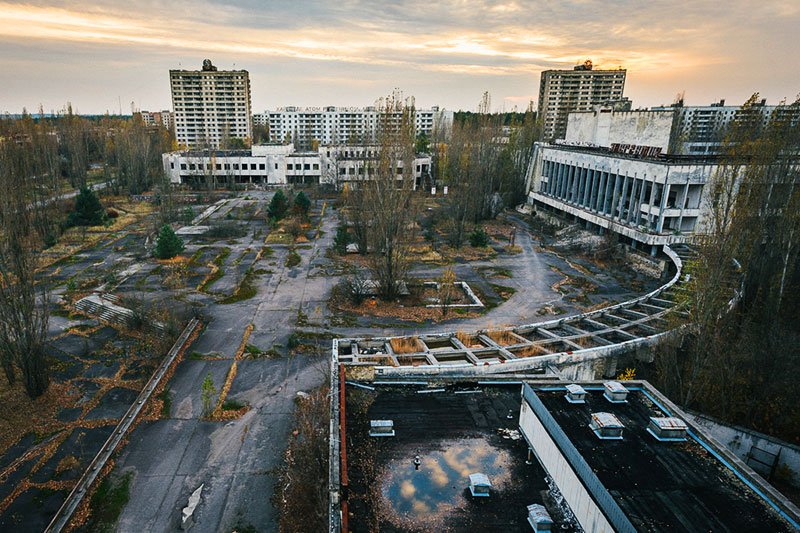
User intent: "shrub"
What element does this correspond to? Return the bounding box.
[341,273,369,304]
[333,226,351,254]
[268,190,290,220]
[285,250,301,268]
[469,227,490,247]
[293,191,311,216]
[287,331,301,350]
[154,224,185,259]
[67,186,105,227]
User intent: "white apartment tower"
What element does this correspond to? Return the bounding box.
[538,60,628,142]
[170,59,252,149]
[253,106,451,149]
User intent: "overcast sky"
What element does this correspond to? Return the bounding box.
[1,0,798,115]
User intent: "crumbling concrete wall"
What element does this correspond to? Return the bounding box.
[686,412,800,489]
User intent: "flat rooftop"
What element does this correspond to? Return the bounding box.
[343,384,577,532]
[532,386,795,531]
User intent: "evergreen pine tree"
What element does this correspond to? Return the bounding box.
[293,191,311,216]
[267,189,290,220]
[154,224,185,259]
[68,186,105,226]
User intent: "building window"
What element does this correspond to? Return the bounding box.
[180,163,187,170]
[287,164,293,170]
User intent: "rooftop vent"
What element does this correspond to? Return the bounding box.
[565,384,587,404]
[527,503,554,532]
[369,419,395,437]
[468,473,492,497]
[603,381,629,403]
[647,417,688,442]
[589,412,624,440]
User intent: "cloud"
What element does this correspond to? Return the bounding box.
[0,0,798,113]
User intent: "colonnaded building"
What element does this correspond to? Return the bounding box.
[525,100,800,255]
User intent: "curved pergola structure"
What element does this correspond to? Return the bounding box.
[334,245,691,378]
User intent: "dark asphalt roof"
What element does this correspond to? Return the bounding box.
[344,385,577,532]
[535,388,794,532]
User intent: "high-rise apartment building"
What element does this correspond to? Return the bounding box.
[537,60,627,141]
[253,106,451,149]
[170,59,252,149]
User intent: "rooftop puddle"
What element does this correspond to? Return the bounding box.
[380,437,512,528]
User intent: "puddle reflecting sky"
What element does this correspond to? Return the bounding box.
[380,437,512,526]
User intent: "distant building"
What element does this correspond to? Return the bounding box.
[652,98,799,155]
[169,59,252,149]
[525,100,800,254]
[139,110,173,131]
[537,60,628,142]
[162,143,431,189]
[252,106,452,148]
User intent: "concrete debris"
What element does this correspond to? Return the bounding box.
[296,391,310,398]
[497,428,522,440]
[181,483,204,530]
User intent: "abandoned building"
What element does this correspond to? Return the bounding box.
[524,101,800,254]
[162,143,431,189]
[330,379,800,532]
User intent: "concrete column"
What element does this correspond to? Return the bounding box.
[582,168,593,207]
[617,175,629,221]
[596,172,606,212]
[656,181,670,233]
[647,177,658,228]
[569,165,579,203]
[589,169,599,210]
[636,177,648,225]
[611,172,622,219]
[626,178,637,224]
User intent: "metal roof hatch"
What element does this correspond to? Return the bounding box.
[527,503,554,532]
[590,412,624,440]
[468,473,492,497]
[647,416,688,442]
[565,384,587,404]
[369,419,395,437]
[603,381,629,403]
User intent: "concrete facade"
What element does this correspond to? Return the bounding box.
[139,110,173,132]
[162,143,431,189]
[565,109,674,154]
[253,106,452,148]
[529,145,714,250]
[170,59,253,149]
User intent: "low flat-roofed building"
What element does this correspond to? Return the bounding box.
[332,378,800,532]
[519,382,799,532]
[162,143,431,189]
[340,384,577,531]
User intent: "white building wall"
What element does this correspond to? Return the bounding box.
[566,109,674,152]
[519,400,614,533]
[255,106,450,147]
[163,144,430,189]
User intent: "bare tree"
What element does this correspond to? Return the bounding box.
[0,133,51,398]
[656,94,800,438]
[363,93,418,299]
